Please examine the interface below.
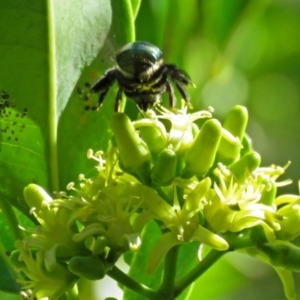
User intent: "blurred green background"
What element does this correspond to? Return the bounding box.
[135,0,300,196]
[134,0,300,299]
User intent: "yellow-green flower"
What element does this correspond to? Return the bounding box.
[22,184,82,271]
[11,241,77,300]
[144,177,229,274]
[12,103,300,300]
[135,105,212,156]
[275,193,300,241]
[204,164,284,241]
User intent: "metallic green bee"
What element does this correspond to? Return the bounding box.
[90,41,194,111]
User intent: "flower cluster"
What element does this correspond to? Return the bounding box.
[11,104,300,300]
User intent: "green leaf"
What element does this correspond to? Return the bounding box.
[123,220,163,300]
[188,254,248,299]
[57,0,136,188]
[0,244,20,294]
[0,1,51,216]
[123,225,201,299]
[0,0,135,217]
[0,205,24,251]
[0,2,135,295]
[175,242,200,300]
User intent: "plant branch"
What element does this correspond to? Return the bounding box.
[159,244,179,299]
[175,249,227,297]
[107,265,158,300]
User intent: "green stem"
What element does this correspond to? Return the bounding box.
[107,265,158,300]
[0,197,23,241]
[47,0,59,192]
[160,244,179,299]
[156,186,172,206]
[176,186,185,207]
[220,231,254,249]
[175,249,227,297]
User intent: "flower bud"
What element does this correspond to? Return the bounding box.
[68,255,106,280]
[111,113,151,183]
[224,105,248,140]
[228,151,261,184]
[23,184,52,210]
[151,148,177,186]
[182,119,222,178]
[241,134,253,156]
[23,184,55,224]
[138,121,167,160]
[217,105,248,164]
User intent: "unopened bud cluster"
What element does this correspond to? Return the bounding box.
[11,105,300,300]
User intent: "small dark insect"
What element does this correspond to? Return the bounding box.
[90,41,194,111]
[0,91,28,144]
[0,96,10,111]
[1,90,10,100]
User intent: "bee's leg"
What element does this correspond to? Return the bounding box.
[165,80,176,108]
[95,87,110,110]
[90,69,117,110]
[165,64,194,106]
[115,88,123,112]
[174,81,190,105]
[90,69,116,93]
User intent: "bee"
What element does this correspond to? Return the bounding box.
[90,41,194,111]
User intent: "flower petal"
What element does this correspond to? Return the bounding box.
[147,232,182,274]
